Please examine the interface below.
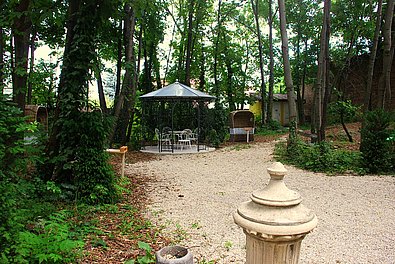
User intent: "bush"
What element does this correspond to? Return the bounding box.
[276,140,363,174]
[360,110,394,174]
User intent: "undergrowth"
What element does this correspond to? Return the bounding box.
[275,140,364,174]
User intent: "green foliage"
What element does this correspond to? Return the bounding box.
[276,140,363,174]
[73,111,119,204]
[328,99,361,124]
[360,110,394,174]
[204,103,228,147]
[13,211,84,264]
[125,241,155,264]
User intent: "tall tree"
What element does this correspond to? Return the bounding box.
[377,0,394,109]
[364,0,383,112]
[266,0,274,124]
[111,2,137,145]
[312,0,331,142]
[277,0,298,126]
[11,0,31,111]
[251,0,266,124]
[44,0,112,180]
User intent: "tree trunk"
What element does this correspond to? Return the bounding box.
[27,30,36,104]
[199,45,206,91]
[0,27,4,90]
[266,0,274,124]
[110,3,137,146]
[213,0,222,101]
[277,0,297,125]
[377,0,394,109]
[184,0,195,86]
[251,0,266,125]
[313,0,331,142]
[164,24,176,86]
[115,20,122,98]
[364,0,383,112]
[44,0,104,181]
[94,59,107,113]
[136,24,143,89]
[225,47,235,111]
[12,0,31,111]
[320,0,331,141]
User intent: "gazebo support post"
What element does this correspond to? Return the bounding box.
[197,104,200,152]
[171,101,177,153]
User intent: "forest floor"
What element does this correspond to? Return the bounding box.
[82,122,366,263]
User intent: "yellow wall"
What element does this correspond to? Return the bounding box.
[249,101,262,117]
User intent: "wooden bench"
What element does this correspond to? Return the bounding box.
[106,146,128,177]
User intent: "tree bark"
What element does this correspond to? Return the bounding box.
[320,0,331,141]
[184,0,195,86]
[199,45,206,91]
[266,0,274,124]
[110,3,137,145]
[115,20,122,98]
[312,0,331,142]
[27,29,36,104]
[213,0,222,101]
[364,0,383,112]
[94,59,107,113]
[277,0,297,125]
[0,27,4,90]
[12,0,31,111]
[377,0,394,109]
[251,0,266,125]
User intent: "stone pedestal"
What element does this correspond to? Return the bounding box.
[234,162,317,264]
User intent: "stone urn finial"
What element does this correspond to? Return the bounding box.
[234,162,317,264]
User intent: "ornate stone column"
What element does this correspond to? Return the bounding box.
[234,162,317,264]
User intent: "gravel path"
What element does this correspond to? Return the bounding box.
[128,140,395,264]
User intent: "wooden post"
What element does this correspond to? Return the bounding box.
[106,146,128,177]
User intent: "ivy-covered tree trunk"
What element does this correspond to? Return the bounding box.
[44,0,108,181]
[12,0,31,111]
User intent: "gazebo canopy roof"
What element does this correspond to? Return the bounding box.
[140,81,216,101]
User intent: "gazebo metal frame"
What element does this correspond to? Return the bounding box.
[140,82,215,153]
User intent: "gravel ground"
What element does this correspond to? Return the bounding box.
[128,140,395,264]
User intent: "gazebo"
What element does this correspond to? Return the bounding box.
[140,82,215,153]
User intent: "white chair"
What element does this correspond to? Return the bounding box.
[177,130,192,150]
[184,129,198,145]
[155,128,171,151]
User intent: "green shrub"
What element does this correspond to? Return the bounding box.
[360,110,394,174]
[276,140,363,174]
